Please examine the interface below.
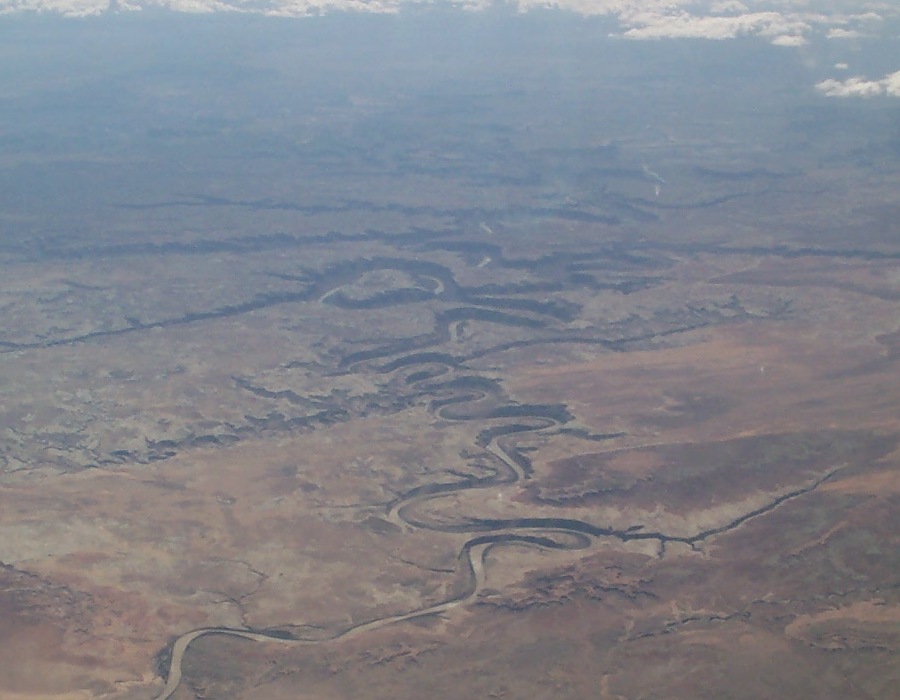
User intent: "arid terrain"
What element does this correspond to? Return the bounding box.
[1,13,899,700]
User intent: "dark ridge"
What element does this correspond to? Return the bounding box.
[420,375,501,393]
[380,352,464,372]
[526,207,620,224]
[120,193,468,222]
[475,422,555,449]
[603,198,660,223]
[417,240,503,260]
[501,444,534,478]
[567,273,663,293]
[339,307,549,367]
[643,240,900,262]
[2,289,322,352]
[255,629,297,640]
[464,335,618,362]
[405,369,445,384]
[438,307,547,329]
[487,403,573,424]
[693,166,797,181]
[10,226,461,264]
[234,378,308,405]
[580,166,649,182]
[556,428,627,442]
[417,516,680,544]
[431,391,490,412]
[463,531,593,551]
[324,287,435,309]
[465,281,565,296]
[633,190,768,211]
[154,639,175,680]
[466,295,582,322]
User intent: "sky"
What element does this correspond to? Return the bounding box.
[0,0,897,38]
[1,0,898,99]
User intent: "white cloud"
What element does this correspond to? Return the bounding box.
[0,0,109,15]
[709,0,746,13]
[1,0,899,33]
[770,34,806,47]
[827,28,863,39]
[834,62,849,70]
[816,70,900,98]
[884,71,900,97]
[852,11,883,23]
[619,10,815,42]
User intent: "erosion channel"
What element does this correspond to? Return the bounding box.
[149,249,857,700]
